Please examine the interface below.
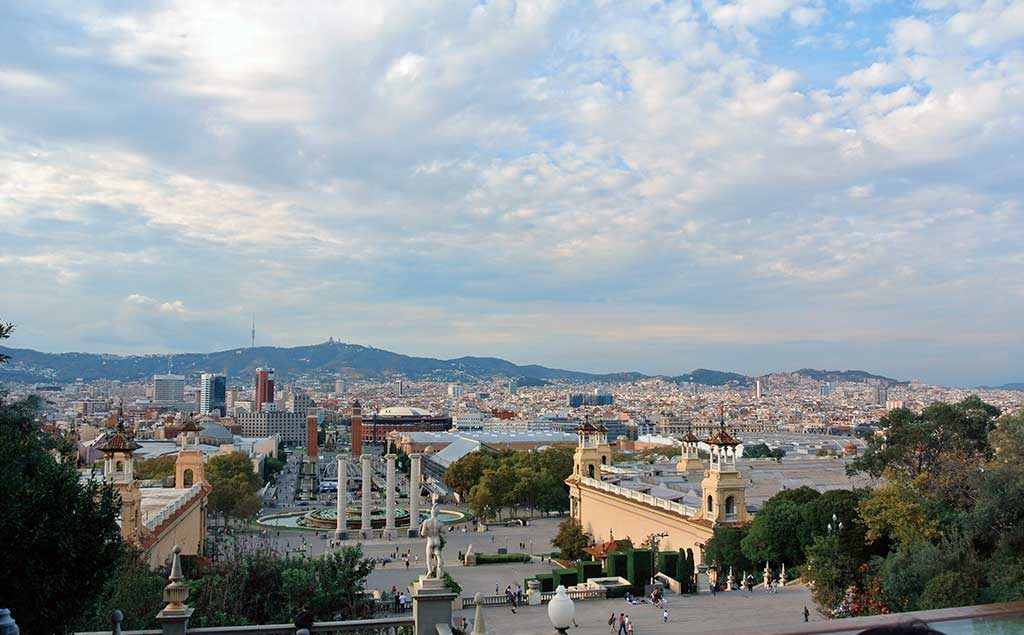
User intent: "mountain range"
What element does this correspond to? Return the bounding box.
[0,340,904,386]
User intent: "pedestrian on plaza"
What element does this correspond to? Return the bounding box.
[608,612,617,634]
[663,608,669,623]
[617,613,627,635]
[626,615,633,635]
[803,606,810,623]
[711,581,717,596]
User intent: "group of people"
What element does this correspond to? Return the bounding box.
[609,612,634,635]
[500,583,524,613]
[387,586,410,612]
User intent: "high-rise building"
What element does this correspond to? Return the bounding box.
[226,387,238,412]
[755,378,763,400]
[508,379,517,395]
[874,384,888,405]
[199,372,227,416]
[567,392,614,407]
[237,410,305,445]
[255,368,275,412]
[821,382,832,397]
[152,374,185,404]
[395,380,405,396]
[448,383,464,398]
[334,378,345,395]
[287,388,317,416]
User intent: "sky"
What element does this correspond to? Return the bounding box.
[1,0,1022,387]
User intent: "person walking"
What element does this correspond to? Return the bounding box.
[617,613,627,635]
[626,616,634,635]
[608,612,617,634]
[663,608,669,622]
[803,606,810,623]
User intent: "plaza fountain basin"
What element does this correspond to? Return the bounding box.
[258,507,466,530]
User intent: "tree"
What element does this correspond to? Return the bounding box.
[705,525,755,575]
[135,454,177,480]
[444,452,492,499]
[802,533,862,615]
[849,398,999,479]
[0,394,124,635]
[743,443,786,459]
[468,478,500,520]
[741,488,820,566]
[552,518,591,560]
[858,474,941,547]
[675,548,695,593]
[263,455,285,484]
[79,549,166,631]
[0,321,13,364]
[919,571,979,610]
[207,452,262,524]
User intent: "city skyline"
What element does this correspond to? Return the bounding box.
[1,2,1022,386]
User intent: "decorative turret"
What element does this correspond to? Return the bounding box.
[676,431,704,474]
[175,415,205,488]
[97,419,143,542]
[572,417,612,481]
[699,424,749,525]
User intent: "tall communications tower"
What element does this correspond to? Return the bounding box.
[251,313,255,348]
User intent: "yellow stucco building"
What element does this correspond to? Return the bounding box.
[97,416,210,568]
[566,421,749,563]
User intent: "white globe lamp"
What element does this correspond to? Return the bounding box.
[547,585,575,634]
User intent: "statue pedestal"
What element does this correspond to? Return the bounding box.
[410,576,457,635]
[526,579,542,605]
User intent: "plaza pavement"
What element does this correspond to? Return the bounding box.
[454,584,823,635]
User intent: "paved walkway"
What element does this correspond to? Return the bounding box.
[455,584,824,635]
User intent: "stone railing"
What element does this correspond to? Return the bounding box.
[76,619,414,635]
[461,587,606,608]
[578,477,697,516]
[145,484,204,531]
[541,588,606,602]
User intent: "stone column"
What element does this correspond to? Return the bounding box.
[408,453,422,537]
[361,454,373,539]
[385,453,397,537]
[335,454,348,540]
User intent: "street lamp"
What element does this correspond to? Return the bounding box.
[827,513,844,535]
[547,585,575,635]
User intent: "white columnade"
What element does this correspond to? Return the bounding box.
[408,453,422,537]
[335,454,348,540]
[385,453,397,537]
[361,454,373,538]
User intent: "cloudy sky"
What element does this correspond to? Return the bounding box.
[1,1,1022,386]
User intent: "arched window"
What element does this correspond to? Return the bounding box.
[601,455,607,465]
[706,495,714,513]
[115,460,125,473]
[183,469,194,487]
[725,496,736,516]
[588,464,595,479]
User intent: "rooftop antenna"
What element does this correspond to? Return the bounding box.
[167,354,173,375]
[251,313,256,348]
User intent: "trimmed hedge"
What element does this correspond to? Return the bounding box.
[606,552,629,578]
[475,553,531,564]
[553,567,579,588]
[658,551,679,577]
[535,573,555,592]
[627,549,653,593]
[580,561,602,582]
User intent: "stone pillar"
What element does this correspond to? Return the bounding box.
[156,546,193,635]
[408,453,422,537]
[361,454,373,539]
[335,454,348,540]
[385,453,397,536]
[409,576,457,635]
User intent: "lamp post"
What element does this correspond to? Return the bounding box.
[547,585,575,635]
[647,531,668,586]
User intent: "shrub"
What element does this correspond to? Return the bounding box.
[475,553,531,564]
[919,571,978,610]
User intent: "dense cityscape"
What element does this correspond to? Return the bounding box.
[3,1,1023,634]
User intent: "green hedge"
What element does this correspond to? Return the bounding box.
[606,552,629,578]
[658,551,679,577]
[535,573,555,592]
[627,549,653,593]
[580,562,602,582]
[553,567,578,588]
[475,553,531,564]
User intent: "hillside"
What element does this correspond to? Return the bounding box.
[794,368,908,385]
[0,341,619,383]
